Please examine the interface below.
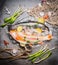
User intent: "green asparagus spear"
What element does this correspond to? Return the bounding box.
[31,49,50,62]
[28,44,48,60]
[0,23,8,28]
[4,9,22,23]
[0,9,23,28]
[34,51,52,63]
[28,50,43,60]
[28,48,52,63]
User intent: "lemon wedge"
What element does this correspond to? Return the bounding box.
[37,17,45,24]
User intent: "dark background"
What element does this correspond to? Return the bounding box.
[0,0,58,65]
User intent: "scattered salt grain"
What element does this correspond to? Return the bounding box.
[38,3,42,7]
[39,12,44,16]
[12,49,18,54]
[48,11,52,16]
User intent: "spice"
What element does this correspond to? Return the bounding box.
[3,40,9,46]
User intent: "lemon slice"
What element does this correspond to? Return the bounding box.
[37,17,45,24]
[17,26,23,32]
[35,28,42,33]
